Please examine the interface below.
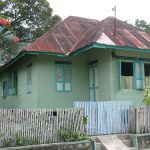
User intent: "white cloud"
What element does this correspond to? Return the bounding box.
[49,0,150,24]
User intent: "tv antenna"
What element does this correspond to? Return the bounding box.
[112,6,116,36]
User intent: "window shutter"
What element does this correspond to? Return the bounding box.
[119,59,122,89]
[2,81,7,97]
[65,65,71,91]
[27,64,32,93]
[12,71,17,95]
[134,61,145,89]
[56,65,63,91]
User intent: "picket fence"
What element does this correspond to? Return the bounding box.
[129,106,150,134]
[0,109,84,143]
[73,101,132,135]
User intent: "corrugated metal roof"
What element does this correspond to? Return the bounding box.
[24,16,150,54]
[24,16,99,54]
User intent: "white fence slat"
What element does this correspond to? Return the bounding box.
[74,101,132,135]
[0,108,84,145]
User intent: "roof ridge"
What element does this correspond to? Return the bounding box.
[115,17,142,31]
[66,15,100,23]
[24,16,71,51]
[67,22,100,54]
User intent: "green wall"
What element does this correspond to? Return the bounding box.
[0,48,149,108]
[86,49,112,101]
[0,55,38,108]
[111,50,150,105]
[0,53,90,108]
[35,54,89,109]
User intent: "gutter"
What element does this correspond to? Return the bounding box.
[93,42,150,53]
[70,42,150,56]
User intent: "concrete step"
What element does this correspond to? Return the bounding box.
[129,147,137,150]
[96,142,108,150]
[96,143,103,150]
[97,135,130,150]
[117,134,130,140]
[122,139,132,147]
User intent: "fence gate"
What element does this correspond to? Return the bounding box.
[73,101,132,135]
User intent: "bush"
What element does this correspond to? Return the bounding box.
[144,88,150,106]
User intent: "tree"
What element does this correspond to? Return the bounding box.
[0,0,61,39]
[135,19,150,33]
[0,0,61,62]
[0,16,20,62]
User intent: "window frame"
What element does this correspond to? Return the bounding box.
[55,62,72,92]
[2,80,7,97]
[144,62,150,88]
[119,59,145,90]
[119,59,134,89]
[27,64,32,94]
[7,71,18,95]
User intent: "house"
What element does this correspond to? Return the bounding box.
[0,16,150,109]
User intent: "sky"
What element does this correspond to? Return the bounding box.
[48,0,150,24]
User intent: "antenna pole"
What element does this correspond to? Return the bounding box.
[112,6,116,36]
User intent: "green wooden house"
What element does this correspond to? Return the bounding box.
[0,16,150,109]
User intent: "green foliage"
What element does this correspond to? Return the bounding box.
[0,15,18,62]
[57,127,89,142]
[0,0,61,62]
[144,88,150,106]
[135,19,150,33]
[0,132,3,138]
[3,138,15,147]
[83,116,88,125]
[57,116,90,142]
[0,0,61,39]
[2,134,52,148]
[15,135,39,146]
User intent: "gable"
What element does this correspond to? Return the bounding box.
[96,33,116,46]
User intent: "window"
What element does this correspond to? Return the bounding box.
[120,61,134,89]
[2,81,7,97]
[119,60,144,90]
[55,62,72,92]
[27,64,32,93]
[145,63,150,88]
[8,71,17,95]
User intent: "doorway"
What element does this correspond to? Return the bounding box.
[89,63,99,101]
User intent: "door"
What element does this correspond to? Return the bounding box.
[89,64,99,101]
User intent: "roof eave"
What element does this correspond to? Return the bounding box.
[0,51,66,72]
[1,43,150,72]
[71,42,150,55]
[94,42,150,52]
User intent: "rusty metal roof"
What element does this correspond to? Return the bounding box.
[24,16,99,54]
[24,16,150,54]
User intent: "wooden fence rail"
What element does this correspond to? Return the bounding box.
[0,109,84,143]
[73,101,132,135]
[129,106,150,134]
